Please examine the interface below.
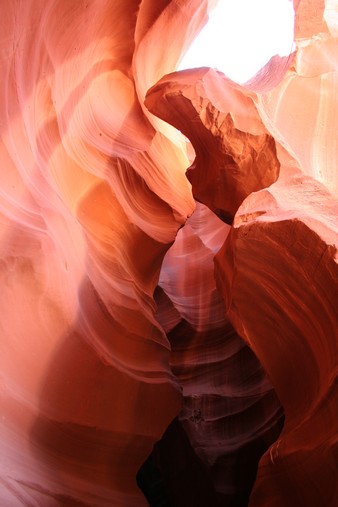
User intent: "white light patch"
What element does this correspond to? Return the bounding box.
[178,0,295,83]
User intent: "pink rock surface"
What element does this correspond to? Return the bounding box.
[0,1,337,506]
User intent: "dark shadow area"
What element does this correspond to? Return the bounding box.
[137,410,284,507]
[139,287,285,507]
[136,400,284,507]
[137,418,223,507]
[210,415,285,507]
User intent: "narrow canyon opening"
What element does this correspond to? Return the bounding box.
[137,207,285,506]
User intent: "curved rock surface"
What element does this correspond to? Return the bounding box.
[0,1,337,506]
[146,68,281,224]
[0,1,195,505]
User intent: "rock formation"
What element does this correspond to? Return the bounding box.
[0,1,337,506]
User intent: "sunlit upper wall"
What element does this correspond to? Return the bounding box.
[178,0,295,83]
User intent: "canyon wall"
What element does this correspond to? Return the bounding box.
[0,1,337,506]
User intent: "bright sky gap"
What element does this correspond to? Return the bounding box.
[178,0,295,83]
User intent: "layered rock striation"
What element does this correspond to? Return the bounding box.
[0,1,337,506]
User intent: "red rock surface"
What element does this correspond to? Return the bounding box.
[0,1,337,506]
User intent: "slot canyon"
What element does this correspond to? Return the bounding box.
[0,1,337,506]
